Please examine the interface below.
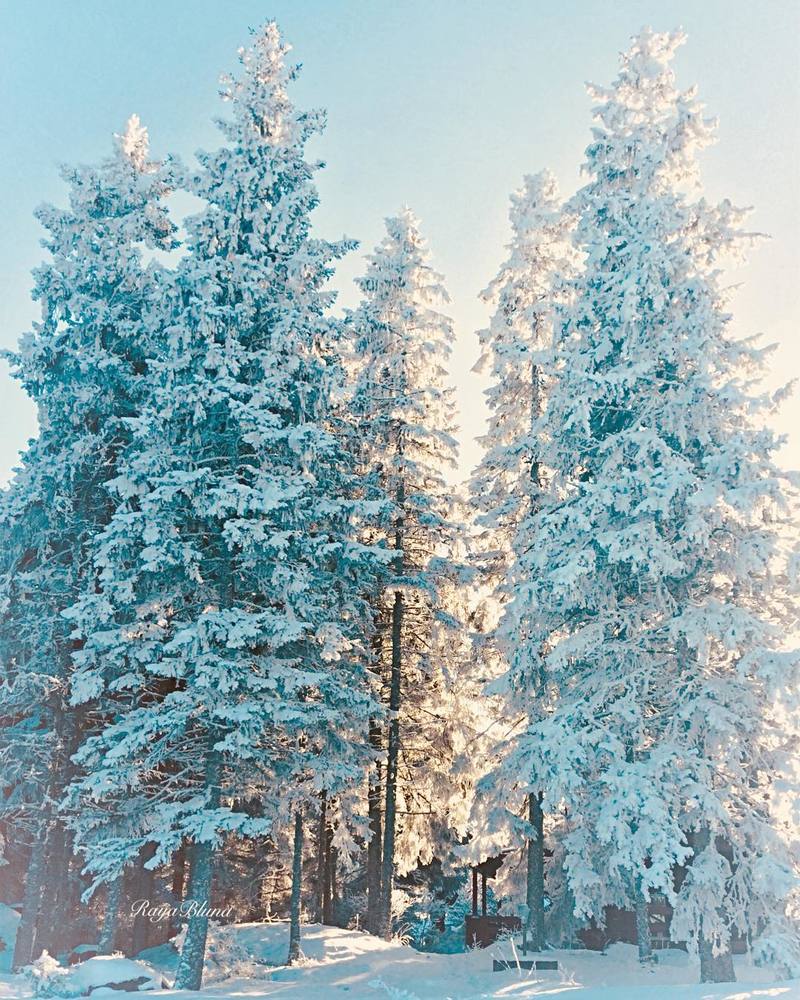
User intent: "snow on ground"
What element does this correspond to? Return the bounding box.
[0,922,799,999]
[65,955,163,993]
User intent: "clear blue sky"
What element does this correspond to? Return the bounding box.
[2,0,798,484]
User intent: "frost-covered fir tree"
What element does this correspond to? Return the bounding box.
[470,170,574,951]
[63,24,384,988]
[472,170,570,586]
[0,117,175,968]
[492,28,800,982]
[348,210,470,937]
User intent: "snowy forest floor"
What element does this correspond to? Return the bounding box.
[1,922,799,1000]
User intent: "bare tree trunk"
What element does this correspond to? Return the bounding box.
[287,810,304,964]
[366,720,383,934]
[174,747,221,991]
[526,791,545,951]
[99,876,123,955]
[380,588,403,939]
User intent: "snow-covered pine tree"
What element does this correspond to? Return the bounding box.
[472,170,569,588]
[63,23,384,988]
[347,210,470,937]
[0,117,175,967]
[493,28,800,981]
[470,170,574,952]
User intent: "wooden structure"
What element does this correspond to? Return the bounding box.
[580,887,749,954]
[466,845,750,957]
[579,902,673,952]
[493,959,559,972]
[464,854,521,948]
[465,914,522,949]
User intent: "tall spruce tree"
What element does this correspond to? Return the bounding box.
[348,210,469,937]
[0,117,175,967]
[64,24,384,987]
[491,28,800,981]
[470,170,574,951]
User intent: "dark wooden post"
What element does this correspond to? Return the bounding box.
[481,873,487,916]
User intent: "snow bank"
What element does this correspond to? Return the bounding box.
[67,955,161,993]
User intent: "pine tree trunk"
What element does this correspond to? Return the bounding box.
[130,847,156,955]
[699,936,736,983]
[562,883,578,949]
[13,571,83,967]
[525,365,547,955]
[287,810,304,964]
[622,744,652,964]
[12,831,48,970]
[692,827,735,984]
[119,862,140,955]
[315,793,327,924]
[31,819,76,960]
[169,841,187,938]
[99,877,123,954]
[65,859,86,956]
[635,883,652,963]
[327,843,338,924]
[49,839,83,958]
[366,720,383,934]
[29,819,68,961]
[33,703,87,960]
[174,747,221,991]
[526,791,545,951]
[323,820,335,924]
[380,587,403,939]
[172,840,187,901]
[173,840,214,988]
